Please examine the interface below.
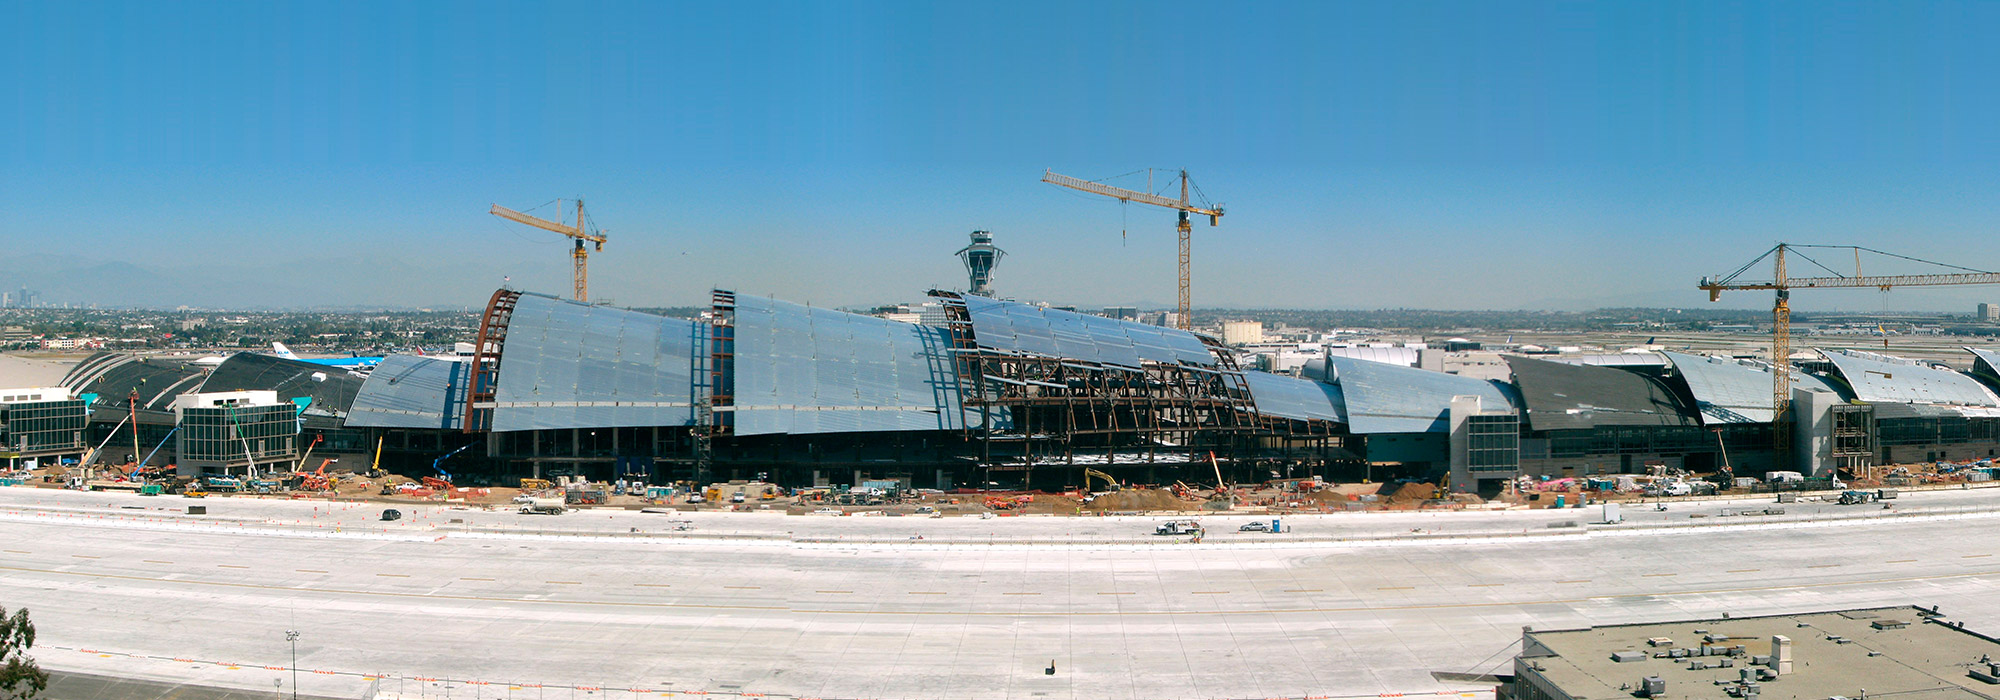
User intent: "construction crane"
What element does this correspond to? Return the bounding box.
[490,198,608,302]
[1042,169,1223,330]
[1698,243,2000,462]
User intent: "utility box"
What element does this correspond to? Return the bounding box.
[1603,502,1623,524]
[1641,676,1666,697]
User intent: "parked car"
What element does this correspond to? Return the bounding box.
[1237,521,1270,532]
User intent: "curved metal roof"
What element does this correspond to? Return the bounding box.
[1661,351,1845,424]
[1506,357,1699,431]
[1241,370,1345,423]
[731,293,973,436]
[490,293,702,432]
[960,296,1214,367]
[1308,356,1515,434]
[1322,346,1418,367]
[348,355,466,430]
[1820,349,2000,407]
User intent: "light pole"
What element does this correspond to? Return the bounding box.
[285,630,300,700]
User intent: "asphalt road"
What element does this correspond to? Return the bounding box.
[5,486,2000,700]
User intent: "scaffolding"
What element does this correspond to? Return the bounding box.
[929,291,1338,481]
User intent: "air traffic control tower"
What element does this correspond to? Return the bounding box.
[956,230,1005,297]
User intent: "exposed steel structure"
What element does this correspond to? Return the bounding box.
[461,289,520,433]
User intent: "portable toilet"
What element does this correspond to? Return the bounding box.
[1270,518,1282,533]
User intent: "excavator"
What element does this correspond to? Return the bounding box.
[1082,468,1121,493]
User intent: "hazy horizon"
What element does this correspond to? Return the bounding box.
[11,2,2000,313]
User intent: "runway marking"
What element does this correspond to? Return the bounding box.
[815,590,853,594]
[297,569,328,574]
[1191,591,1229,594]
[459,577,492,581]
[724,585,760,590]
[547,581,581,585]
[72,555,100,559]
[1286,589,1325,593]
[1098,592,1135,596]
[1556,580,1590,584]
[1641,573,1677,578]
[1002,592,1039,596]
[2,550,26,554]
[1808,564,1841,569]
[907,591,946,595]
[144,560,172,564]
[1468,584,1504,588]
[218,564,248,569]
[1378,586,1415,591]
[1966,554,1993,559]
[376,573,410,578]
[1727,569,1760,573]
[1888,559,1918,563]
[634,583,669,588]
[13,560,2000,618]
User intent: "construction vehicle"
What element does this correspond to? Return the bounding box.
[203,475,242,492]
[1700,244,2000,461]
[518,497,567,515]
[1042,169,1224,329]
[1838,490,1877,506]
[1153,520,1204,536]
[490,198,609,302]
[1083,468,1121,493]
[520,478,554,491]
[366,436,388,479]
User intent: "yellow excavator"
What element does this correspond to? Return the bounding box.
[1083,468,1121,493]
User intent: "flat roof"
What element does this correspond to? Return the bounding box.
[1520,607,2000,700]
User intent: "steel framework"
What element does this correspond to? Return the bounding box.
[461,289,520,433]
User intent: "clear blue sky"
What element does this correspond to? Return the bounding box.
[7,1,2000,311]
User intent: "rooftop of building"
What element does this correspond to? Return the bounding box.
[1519,606,2000,700]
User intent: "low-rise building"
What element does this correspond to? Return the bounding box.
[1508,607,1993,700]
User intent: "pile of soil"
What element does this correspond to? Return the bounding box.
[1082,488,1197,512]
[1387,482,1439,503]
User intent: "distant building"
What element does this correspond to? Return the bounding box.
[1221,321,1264,345]
[1101,306,1138,321]
[1508,607,1987,700]
[1981,302,1998,323]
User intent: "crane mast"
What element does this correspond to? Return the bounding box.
[1042,169,1223,330]
[1699,243,2000,468]
[490,198,609,302]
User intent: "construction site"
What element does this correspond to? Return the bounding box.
[15,190,2000,700]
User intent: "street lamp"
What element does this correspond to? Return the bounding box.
[285,630,300,700]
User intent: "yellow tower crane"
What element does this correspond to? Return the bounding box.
[490,198,608,302]
[1699,243,2000,463]
[1042,169,1224,330]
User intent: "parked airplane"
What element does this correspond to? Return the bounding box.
[271,342,382,369]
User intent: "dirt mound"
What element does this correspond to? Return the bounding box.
[1082,488,1196,512]
[1388,482,1438,503]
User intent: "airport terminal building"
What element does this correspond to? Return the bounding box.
[41,286,2000,491]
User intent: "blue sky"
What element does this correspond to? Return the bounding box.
[7,1,2000,311]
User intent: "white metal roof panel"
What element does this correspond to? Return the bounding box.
[1661,351,1844,424]
[1310,356,1516,434]
[1241,370,1346,423]
[731,294,974,436]
[490,294,701,432]
[348,355,466,430]
[1821,349,2000,407]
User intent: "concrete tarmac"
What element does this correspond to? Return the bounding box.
[5,486,2000,700]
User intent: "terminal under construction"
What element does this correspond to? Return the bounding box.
[24,282,2000,495]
